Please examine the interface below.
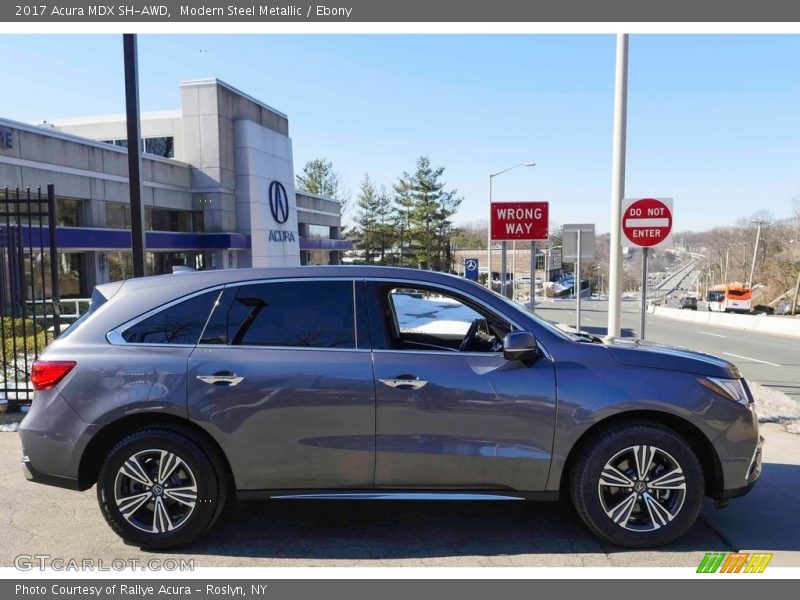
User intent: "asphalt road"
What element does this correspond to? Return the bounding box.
[2,294,798,568]
[532,298,800,403]
[2,425,798,567]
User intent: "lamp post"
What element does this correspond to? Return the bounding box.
[607,33,629,338]
[487,162,536,297]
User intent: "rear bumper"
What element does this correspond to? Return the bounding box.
[21,455,81,491]
[18,388,96,489]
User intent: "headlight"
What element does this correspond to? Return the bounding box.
[698,377,750,405]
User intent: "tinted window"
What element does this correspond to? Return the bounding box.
[122,290,218,344]
[221,281,355,348]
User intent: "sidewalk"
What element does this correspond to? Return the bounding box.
[700,423,800,566]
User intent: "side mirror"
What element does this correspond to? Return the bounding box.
[503,331,541,362]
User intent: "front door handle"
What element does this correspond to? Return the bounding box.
[379,376,427,390]
[197,373,245,386]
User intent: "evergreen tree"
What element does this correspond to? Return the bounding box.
[353,174,380,263]
[374,185,395,264]
[296,158,350,216]
[393,156,462,271]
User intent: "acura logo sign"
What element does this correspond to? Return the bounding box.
[268,181,290,224]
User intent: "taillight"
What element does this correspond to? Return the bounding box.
[30,361,76,390]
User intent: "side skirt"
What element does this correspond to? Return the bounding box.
[236,489,560,502]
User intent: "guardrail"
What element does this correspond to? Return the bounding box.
[649,305,800,338]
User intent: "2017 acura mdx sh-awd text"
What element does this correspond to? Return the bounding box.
[19,267,763,548]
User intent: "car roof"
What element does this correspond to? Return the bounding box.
[97,265,473,296]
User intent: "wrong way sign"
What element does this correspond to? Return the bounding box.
[490,202,549,241]
[622,197,673,248]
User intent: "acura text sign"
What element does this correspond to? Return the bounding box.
[490,202,549,241]
[622,197,673,248]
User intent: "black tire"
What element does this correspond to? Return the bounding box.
[569,421,704,548]
[97,428,226,549]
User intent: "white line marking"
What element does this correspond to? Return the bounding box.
[723,352,781,367]
[625,218,669,228]
[697,331,726,338]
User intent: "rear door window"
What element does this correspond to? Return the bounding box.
[202,280,356,349]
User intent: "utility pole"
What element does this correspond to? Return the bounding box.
[123,34,146,278]
[607,33,629,338]
[792,263,800,316]
[748,220,764,288]
[723,248,729,284]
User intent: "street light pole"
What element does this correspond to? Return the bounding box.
[488,162,536,297]
[607,33,629,338]
[123,34,146,278]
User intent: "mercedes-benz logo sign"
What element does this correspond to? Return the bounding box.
[465,259,478,271]
[269,181,290,224]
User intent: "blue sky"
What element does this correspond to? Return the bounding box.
[1,34,799,232]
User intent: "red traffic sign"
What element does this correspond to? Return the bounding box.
[490,202,549,241]
[622,197,673,248]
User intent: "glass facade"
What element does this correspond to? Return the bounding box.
[101,136,175,158]
[103,203,203,233]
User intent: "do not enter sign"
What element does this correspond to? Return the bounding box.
[622,197,673,248]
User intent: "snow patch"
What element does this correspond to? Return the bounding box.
[750,381,800,434]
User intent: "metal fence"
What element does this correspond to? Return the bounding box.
[1,185,61,410]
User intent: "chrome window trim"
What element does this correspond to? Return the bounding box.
[105,275,551,360]
[195,344,370,353]
[372,348,504,358]
[106,286,225,346]
[108,277,360,349]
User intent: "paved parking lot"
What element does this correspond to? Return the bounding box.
[2,424,798,568]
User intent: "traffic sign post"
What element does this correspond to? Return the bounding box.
[530,241,536,311]
[622,197,674,340]
[563,224,596,333]
[464,258,479,282]
[490,202,549,299]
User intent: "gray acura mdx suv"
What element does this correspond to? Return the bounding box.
[20,267,762,549]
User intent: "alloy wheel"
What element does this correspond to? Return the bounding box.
[113,449,198,534]
[597,445,687,532]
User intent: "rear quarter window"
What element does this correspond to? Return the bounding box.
[121,290,219,344]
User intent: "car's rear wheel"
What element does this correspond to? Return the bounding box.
[97,428,225,548]
[570,421,704,548]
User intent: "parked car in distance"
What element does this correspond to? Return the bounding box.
[679,296,697,310]
[775,301,795,316]
[20,267,762,550]
[751,305,774,316]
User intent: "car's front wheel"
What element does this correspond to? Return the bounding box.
[570,421,704,548]
[97,428,226,548]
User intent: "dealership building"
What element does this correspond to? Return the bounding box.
[0,78,351,298]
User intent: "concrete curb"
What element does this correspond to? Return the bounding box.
[649,305,800,338]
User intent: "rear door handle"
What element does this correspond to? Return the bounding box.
[379,376,427,390]
[197,374,244,386]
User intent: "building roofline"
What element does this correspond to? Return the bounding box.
[0,116,191,168]
[296,189,341,204]
[179,78,288,119]
[45,110,182,126]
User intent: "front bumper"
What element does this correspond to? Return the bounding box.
[720,434,764,500]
